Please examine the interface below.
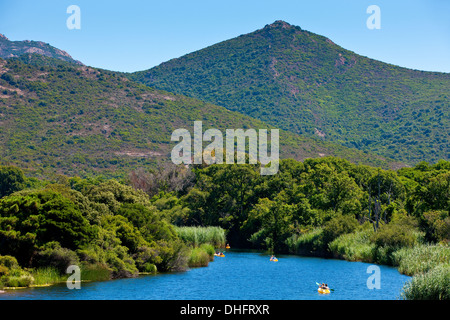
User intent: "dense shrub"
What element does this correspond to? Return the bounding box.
[322,214,359,246]
[0,165,26,198]
[33,242,79,273]
[371,223,417,249]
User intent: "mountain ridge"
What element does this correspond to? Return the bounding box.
[0,33,83,65]
[0,56,401,179]
[130,20,449,165]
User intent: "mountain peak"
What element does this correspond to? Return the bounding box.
[265,20,294,29]
[0,34,83,65]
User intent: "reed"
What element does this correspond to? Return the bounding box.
[188,247,211,268]
[31,267,64,286]
[401,264,450,300]
[175,226,226,248]
[328,228,375,262]
[392,244,450,276]
[286,228,325,255]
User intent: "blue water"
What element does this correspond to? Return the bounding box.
[0,250,410,300]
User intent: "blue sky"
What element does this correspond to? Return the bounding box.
[0,0,449,73]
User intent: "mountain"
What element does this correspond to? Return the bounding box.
[130,20,450,165]
[0,56,400,179]
[0,33,83,65]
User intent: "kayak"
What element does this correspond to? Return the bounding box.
[270,258,278,262]
[214,253,225,257]
[318,288,330,294]
[225,246,230,249]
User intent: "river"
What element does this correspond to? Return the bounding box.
[0,250,410,300]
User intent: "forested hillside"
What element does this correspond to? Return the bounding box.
[131,20,450,165]
[0,56,399,179]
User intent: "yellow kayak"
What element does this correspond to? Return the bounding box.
[318,288,330,294]
[214,253,225,257]
[225,246,230,249]
[270,258,278,262]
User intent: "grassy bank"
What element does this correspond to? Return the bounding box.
[174,226,226,268]
[0,255,114,289]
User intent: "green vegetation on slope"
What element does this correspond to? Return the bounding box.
[0,56,399,179]
[131,20,450,165]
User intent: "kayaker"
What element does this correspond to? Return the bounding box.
[319,283,329,290]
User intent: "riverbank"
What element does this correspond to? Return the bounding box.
[285,223,450,300]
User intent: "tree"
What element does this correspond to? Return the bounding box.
[367,169,405,230]
[0,190,95,266]
[245,195,294,252]
[128,163,195,198]
[0,165,26,198]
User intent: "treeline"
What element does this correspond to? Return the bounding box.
[1,156,449,298]
[128,156,449,299]
[0,165,224,288]
[142,157,448,252]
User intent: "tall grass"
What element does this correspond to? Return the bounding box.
[328,228,375,262]
[401,264,450,300]
[392,244,450,276]
[31,267,64,286]
[175,226,226,248]
[286,228,325,255]
[187,244,215,268]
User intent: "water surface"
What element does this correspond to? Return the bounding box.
[0,250,410,300]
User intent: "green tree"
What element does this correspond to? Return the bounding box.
[0,165,26,198]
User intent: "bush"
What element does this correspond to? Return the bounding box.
[33,242,79,273]
[153,239,189,272]
[0,165,26,198]
[422,210,450,243]
[200,243,215,260]
[188,247,211,268]
[322,214,359,246]
[3,274,34,288]
[80,262,112,281]
[371,223,417,249]
[0,255,20,269]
